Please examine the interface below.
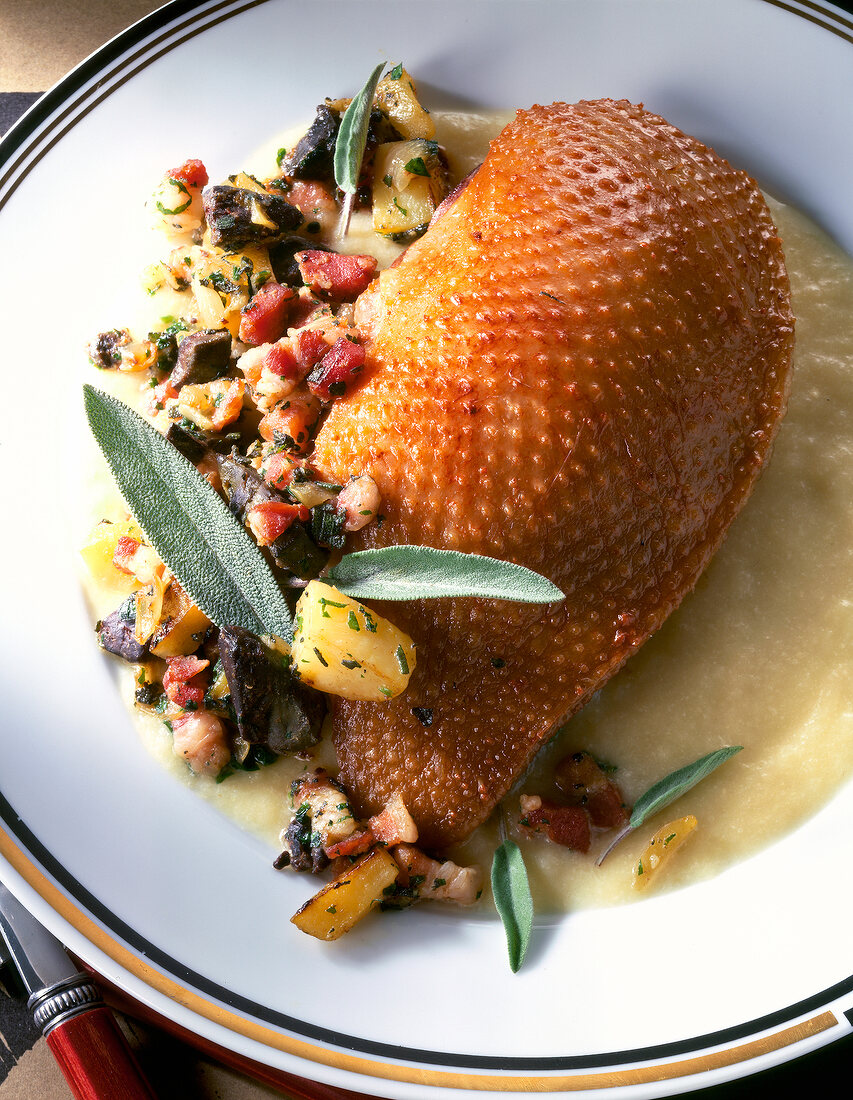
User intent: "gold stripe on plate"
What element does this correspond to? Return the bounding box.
[0,826,840,1091]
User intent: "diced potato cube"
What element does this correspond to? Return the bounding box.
[632,815,698,891]
[80,519,146,592]
[290,847,399,940]
[291,581,416,701]
[374,67,435,139]
[149,583,212,658]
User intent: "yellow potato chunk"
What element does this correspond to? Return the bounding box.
[290,847,399,940]
[374,66,435,139]
[149,583,212,658]
[80,519,146,592]
[632,815,698,891]
[291,581,416,701]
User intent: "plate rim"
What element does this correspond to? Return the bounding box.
[2,0,853,1094]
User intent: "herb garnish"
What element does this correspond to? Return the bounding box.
[403,156,430,178]
[325,546,564,603]
[83,386,292,639]
[491,835,533,973]
[334,61,386,236]
[597,746,743,865]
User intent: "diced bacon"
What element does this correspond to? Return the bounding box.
[292,327,329,370]
[520,798,591,852]
[147,377,178,415]
[307,337,365,401]
[286,180,337,221]
[171,709,230,776]
[112,536,142,574]
[323,828,375,861]
[163,655,210,708]
[168,158,208,188]
[295,251,377,301]
[287,288,328,330]
[259,391,321,451]
[210,378,246,432]
[554,750,629,828]
[264,340,300,379]
[239,282,298,346]
[392,844,482,904]
[246,500,309,546]
[368,793,418,846]
[261,450,303,490]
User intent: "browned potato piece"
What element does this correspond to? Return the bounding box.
[290,848,398,940]
[149,582,211,658]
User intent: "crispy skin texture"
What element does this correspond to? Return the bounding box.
[311,100,794,850]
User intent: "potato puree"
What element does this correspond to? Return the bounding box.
[79,112,853,913]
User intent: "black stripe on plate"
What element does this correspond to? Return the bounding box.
[2,789,851,1072]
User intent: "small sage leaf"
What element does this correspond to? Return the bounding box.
[629,746,743,829]
[334,61,385,235]
[325,546,564,603]
[83,385,292,639]
[597,746,743,865]
[491,840,533,973]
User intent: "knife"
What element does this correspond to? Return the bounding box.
[0,881,158,1100]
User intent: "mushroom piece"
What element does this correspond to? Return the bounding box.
[218,624,324,755]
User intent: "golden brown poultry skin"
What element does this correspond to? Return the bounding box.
[310,99,794,851]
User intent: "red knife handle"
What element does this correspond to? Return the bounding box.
[45,1005,157,1100]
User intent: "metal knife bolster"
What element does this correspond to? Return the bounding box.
[0,883,104,1033]
[29,972,104,1034]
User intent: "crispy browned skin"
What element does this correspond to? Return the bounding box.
[311,100,794,850]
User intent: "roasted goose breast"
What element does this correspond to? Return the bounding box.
[311,99,794,850]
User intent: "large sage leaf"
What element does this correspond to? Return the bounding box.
[325,546,565,602]
[83,385,292,639]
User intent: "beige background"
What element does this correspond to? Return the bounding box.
[0,0,161,92]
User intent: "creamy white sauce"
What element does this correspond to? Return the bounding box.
[79,111,853,911]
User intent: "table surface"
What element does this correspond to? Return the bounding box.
[1,1,852,1098]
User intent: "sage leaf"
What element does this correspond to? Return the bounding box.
[597,745,743,865]
[491,840,533,973]
[629,746,743,829]
[325,546,564,603]
[334,61,385,234]
[83,385,292,639]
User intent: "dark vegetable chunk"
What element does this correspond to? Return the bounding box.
[97,596,148,663]
[170,328,232,388]
[279,802,328,873]
[202,185,303,249]
[281,105,340,182]
[88,330,125,370]
[218,625,324,754]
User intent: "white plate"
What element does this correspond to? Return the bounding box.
[1,1,852,1096]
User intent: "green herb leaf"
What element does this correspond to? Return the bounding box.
[491,840,533,973]
[83,385,292,639]
[325,546,564,603]
[403,156,430,177]
[629,746,743,829]
[596,746,742,865]
[334,61,386,196]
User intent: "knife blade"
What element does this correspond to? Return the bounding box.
[0,881,158,1100]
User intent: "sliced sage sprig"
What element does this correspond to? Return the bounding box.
[325,546,564,603]
[83,385,293,639]
[334,61,385,236]
[597,746,743,866]
[491,837,533,973]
